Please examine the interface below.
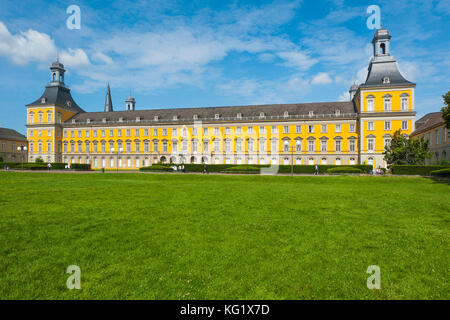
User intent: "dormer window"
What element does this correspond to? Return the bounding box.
[154,116,159,121]
[67,101,72,107]
[284,111,289,117]
[309,111,314,117]
[173,115,178,120]
[215,114,220,119]
[259,112,265,118]
[102,118,107,123]
[119,117,123,122]
[193,114,198,120]
[335,110,341,116]
[383,77,390,84]
[41,98,46,104]
[136,117,141,122]
[86,118,91,124]
[71,119,76,124]
[237,113,242,119]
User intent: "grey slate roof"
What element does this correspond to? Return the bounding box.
[0,127,27,141]
[411,112,444,136]
[26,85,85,113]
[67,101,357,124]
[361,57,414,88]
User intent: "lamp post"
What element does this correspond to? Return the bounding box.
[17,145,27,170]
[111,147,123,173]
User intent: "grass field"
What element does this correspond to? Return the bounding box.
[0,172,448,299]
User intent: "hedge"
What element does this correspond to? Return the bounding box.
[390,165,450,176]
[223,166,260,173]
[172,164,372,174]
[69,163,91,171]
[326,167,363,174]
[140,165,174,172]
[430,168,450,177]
[0,162,47,170]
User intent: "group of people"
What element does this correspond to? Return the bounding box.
[3,164,10,171]
[172,164,186,173]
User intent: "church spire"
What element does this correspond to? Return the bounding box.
[104,83,113,112]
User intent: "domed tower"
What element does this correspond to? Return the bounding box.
[126,96,136,111]
[50,60,66,86]
[349,84,359,101]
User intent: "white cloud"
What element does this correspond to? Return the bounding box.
[338,91,350,101]
[92,52,114,65]
[312,72,333,85]
[0,22,56,65]
[277,50,317,71]
[60,49,90,68]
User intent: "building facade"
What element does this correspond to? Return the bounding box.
[410,112,449,164]
[0,127,28,162]
[26,29,416,169]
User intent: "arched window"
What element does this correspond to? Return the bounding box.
[380,43,386,54]
[29,111,35,124]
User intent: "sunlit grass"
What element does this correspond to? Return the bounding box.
[0,172,448,299]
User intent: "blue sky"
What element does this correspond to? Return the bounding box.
[0,0,449,133]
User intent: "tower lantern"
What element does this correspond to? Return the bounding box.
[372,28,391,58]
[126,96,136,111]
[49,60,65,86]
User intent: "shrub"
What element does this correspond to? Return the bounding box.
[49,163,67,170]
[390,165,450,175]
[430,168,450,177]
[70,163,91,171]
[35,157,44,163]
[326,167,363,174]
[140,165,174,172]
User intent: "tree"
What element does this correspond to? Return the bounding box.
[383,130,432,166]
[442,90,450,128]
[35,157,44,163]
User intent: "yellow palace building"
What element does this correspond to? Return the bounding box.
[26,28,415,169]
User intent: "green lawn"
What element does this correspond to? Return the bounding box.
[0,172,448,299]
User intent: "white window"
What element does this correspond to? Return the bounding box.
[295,140,302,152]
[401,97,408,110]
[117,130,122,137]
[214,141,220,152]
[182,140,188,152]
[321,140,327,152]
[321,124,327,133]
[153,141,158,152]
[349,158,355,165]
[283,141,289,152]
[259,139,266,152]
[335,140,342,152]
[384,138,391,148]
[214,127,220,135]
[29,111,34,124]
[349,140,356,152]
[283,126,289,134]
[321,158,327,165]
[271,126,277,134]
[101,130,105,137]
[367,99,374,112]
[247,126,253,134]
[295,125,302,133]
[135,129,140,136]
[259,126,265,134]
[162,141,168,152]
[192,128,197,136]
[225,140,231,152]
[384,98,391,111]
[144,129,149,136]
[162,128,167,136]
[335,124,341,133]
[192,141,198,153]
[349,124,355,132]
[203,141,209,152]
[385,121,391,130]
[368,122,374,131]
[308,140,315,152]
[236,140,242,152]
[308,125,314,133]
[225,127,231,135]
[247,139,254,152]
[126,129,131,136]
[335,158,341,165]
[126,142,131,153]
[401,121,408,130]
[153,128,158,136]
[367,138,375,152]
[203,128,208,135]
[271,140,278,152]
[135,141,140,153]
